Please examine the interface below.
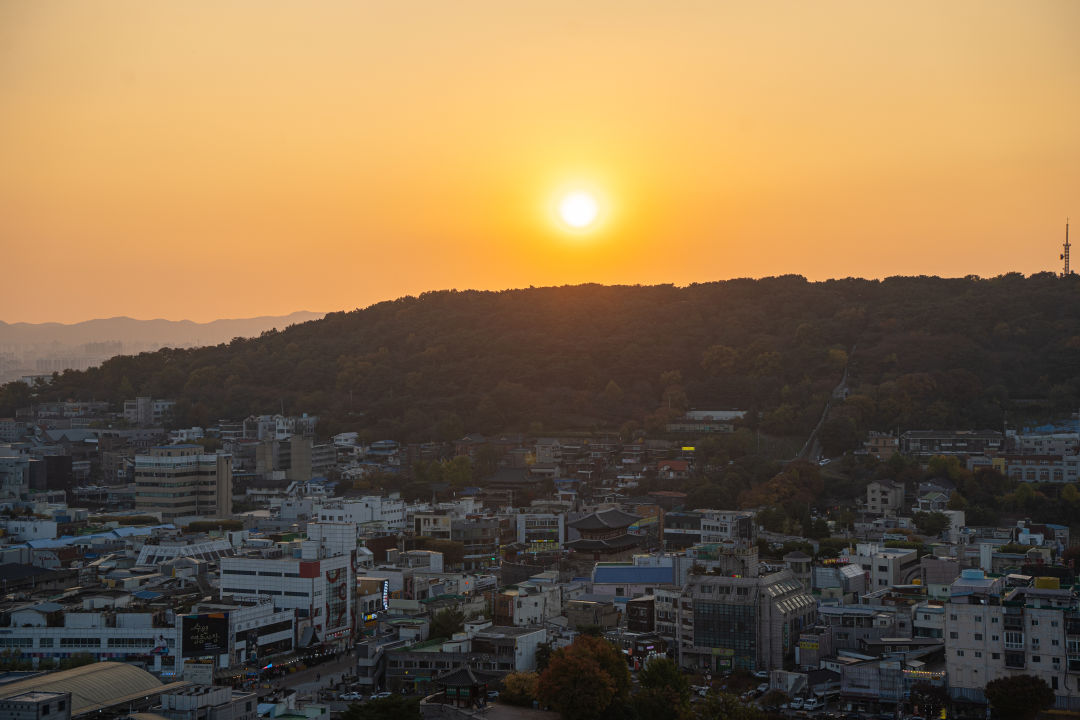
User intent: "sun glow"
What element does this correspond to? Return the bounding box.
[558,191,599,230]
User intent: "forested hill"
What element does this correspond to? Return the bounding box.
[8,275,1080,448]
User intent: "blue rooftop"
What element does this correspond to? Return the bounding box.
[592,565,674,585]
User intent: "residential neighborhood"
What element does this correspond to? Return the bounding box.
[0,398,1077,719]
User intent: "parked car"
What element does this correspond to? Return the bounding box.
[339,691,364,701]
[487,691,500,700]
[789,697,804,710]
[371,692,394,700]
[757,683,769,694]
[803,698,822,712]
[753,670,769,679]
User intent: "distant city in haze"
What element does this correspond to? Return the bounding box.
[0,311,323,383]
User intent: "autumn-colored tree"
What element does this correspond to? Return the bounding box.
[500,671,539,706]
[537,635,630,720]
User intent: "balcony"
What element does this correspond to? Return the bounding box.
[1004,652,1025,669]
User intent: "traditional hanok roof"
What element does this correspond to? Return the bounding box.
[435,666,502,687]
[567,508,639,531]
[565,535,641,552]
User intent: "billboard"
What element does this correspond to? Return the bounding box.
[182,612,230,658]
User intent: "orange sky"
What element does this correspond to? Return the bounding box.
[2,1,1078,323]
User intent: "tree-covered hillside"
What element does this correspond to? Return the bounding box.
[6,274,1079,446]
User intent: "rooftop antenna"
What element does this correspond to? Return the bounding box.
[1062,219,1072,276]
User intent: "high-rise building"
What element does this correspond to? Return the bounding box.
[134,445,232,520]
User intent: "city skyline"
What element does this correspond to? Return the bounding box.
[3,1,1079,323]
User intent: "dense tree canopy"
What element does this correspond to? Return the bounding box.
[635,657,692,720]
[11,276,1079,443]
[537,635,631,720]
[985,674,1054,720]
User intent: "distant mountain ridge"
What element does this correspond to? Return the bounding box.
[0,311,324,383]
[0,312,324,348]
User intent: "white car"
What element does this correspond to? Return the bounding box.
[371,692,394,700]
[803,697,822,711]
[789,697,804,710]
[757,683,769,694]
[753,670,768,679]
[339,691,364,701]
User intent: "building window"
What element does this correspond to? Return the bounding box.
[1032,655,1041,663]
[956,650,964,657]
[975,634,983,641]
[975,651,982,658]
[992,653,1000,660]
[975,616,982,622]
[950,614,958,621]
[949,632,958,639]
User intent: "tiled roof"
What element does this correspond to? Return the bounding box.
[568,508,639,531]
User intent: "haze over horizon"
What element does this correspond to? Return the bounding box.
[3,0,1078,324]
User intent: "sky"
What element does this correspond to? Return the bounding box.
[2,1,1079,323]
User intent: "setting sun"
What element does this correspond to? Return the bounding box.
[558,191,599,230]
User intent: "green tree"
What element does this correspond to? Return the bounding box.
[984,674,1054,720]
[635,657,691,719]
[55,653,95,671]
[694,691,766,720]
[535,642,553,673]
[913,511,950,538]
[429,608,465,639]
[537,635,631,720]
[442,456,474,489]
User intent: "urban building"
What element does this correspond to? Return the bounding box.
[124,397,176,427]
[945,570,1080,709]
[677,568,816,673]
[134,445,233,519]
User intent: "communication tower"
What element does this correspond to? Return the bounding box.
[1063,219,1072,276]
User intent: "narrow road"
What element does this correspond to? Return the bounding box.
[793,344,855,463]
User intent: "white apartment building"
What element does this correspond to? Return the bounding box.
[846,543,919,589]
[317,496,407,532]
[0,595,292,676]
[945,569,1080,708]
[699,510,756,546]
[1017,433,1079,456]
[866,480,905,516]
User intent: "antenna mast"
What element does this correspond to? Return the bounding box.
[1063,219,1072,276]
